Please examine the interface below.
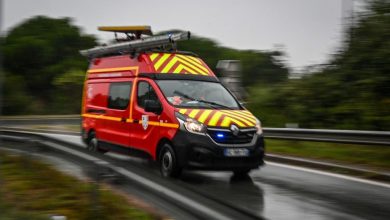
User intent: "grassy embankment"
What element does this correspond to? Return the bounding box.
[266,139,390,171]
[0,150,160,220]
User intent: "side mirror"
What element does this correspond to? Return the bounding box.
[144,100,162,114]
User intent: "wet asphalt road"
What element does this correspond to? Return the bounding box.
[19,133,390,220]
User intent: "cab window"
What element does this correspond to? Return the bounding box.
[137,81,159,108]
[108,82,132,110]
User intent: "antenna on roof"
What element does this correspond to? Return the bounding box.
[80,26,191,58]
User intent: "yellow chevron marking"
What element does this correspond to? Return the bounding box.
[154,53,171,70]
[184,55,202,64]
[222,110,255,126]
[189,109,200,118]
[232,110,256,121]
[198,110,212,123]
[167,57,207,74]
[175,57,208,75]
[161,56,178,73]
[150,53,159,62]
[208,112,223,126]
[224,114,253,127]
[179,109,187,114]
[224,115,246,127]
[173,64,198,74]
[221,117,232,127]
[176,55,209,73]
[239,110,254,118]
[176,56,207,74]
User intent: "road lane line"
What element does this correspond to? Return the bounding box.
[266,161,390,189]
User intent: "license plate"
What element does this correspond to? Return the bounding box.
[224,148,249,157]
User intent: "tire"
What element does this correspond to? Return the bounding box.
[233,169,251,177]
[87,131,107,153]
[159,143,182,178]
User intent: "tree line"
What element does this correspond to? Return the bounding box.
[1,0,388,130]
[247,0,389,130]
[1,16,288,115]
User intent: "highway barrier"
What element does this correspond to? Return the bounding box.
[1,115,389,145]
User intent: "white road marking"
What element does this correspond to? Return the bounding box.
[266,161,390,189]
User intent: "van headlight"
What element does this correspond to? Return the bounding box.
[175,112,206,134]
[255,118,263,135]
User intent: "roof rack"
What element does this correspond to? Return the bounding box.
[80,30,191,58]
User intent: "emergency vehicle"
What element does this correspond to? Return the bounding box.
[80,26,264,177]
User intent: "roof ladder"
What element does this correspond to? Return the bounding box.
[80,26,191,58]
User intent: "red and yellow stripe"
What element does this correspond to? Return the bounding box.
[82,113,178,129]
[178,109,256,128]
[148,53,213,76]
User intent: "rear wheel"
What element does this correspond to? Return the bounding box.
[159,143,181,178]
[87,131,107,153]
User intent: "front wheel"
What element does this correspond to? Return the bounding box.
[159,144,182,178]
[233,169,251,177]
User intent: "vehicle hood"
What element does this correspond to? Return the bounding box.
[177,108,257,128]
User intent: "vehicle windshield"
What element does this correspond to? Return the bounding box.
[156,80,241,109]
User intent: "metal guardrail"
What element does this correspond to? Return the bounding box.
[264,128,390,145]
[1,115,389,145]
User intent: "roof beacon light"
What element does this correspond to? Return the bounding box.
[98,25,153,36]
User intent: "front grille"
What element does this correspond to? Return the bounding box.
[207,128,256,145]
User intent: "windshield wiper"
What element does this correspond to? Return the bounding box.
[173,90,233,110]
[196,99,233,110]
[173,90,195,101]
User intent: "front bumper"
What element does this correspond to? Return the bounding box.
[172,130,265,171]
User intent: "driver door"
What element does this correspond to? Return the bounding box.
[130,79,162,155]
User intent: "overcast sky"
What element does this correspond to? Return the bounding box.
[3,0,356,70]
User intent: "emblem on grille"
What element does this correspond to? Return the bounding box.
[230,124,240,136]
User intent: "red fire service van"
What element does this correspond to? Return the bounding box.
[80,26,264,177]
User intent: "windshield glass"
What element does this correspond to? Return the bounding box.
[156,80,241,109]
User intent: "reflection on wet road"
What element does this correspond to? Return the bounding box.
[42,133,390,220]
[179,171,264,216]
[178,170,370,220]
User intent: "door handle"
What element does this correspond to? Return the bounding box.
[121,117,126,122]
[87,108,106,114]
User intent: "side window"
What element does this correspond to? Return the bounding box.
[137,81,159,108]
[108,82,132,110]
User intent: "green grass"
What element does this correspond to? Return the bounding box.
[266,139,390,171]
[0,151,159,220]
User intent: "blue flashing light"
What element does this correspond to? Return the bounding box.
[216,133,224,138]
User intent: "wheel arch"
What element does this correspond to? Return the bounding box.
[155,137,174,161]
